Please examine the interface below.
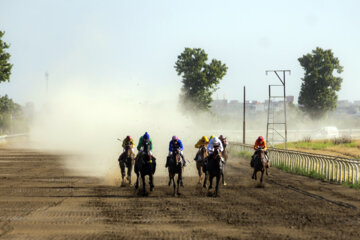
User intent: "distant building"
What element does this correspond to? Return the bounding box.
[286,96,294,103]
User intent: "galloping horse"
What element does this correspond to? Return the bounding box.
[203,146,223,197]
[195,145,208,184]
[118,144,135,186]
[221,142,228,186]
[167,148,183,196]
[134,141,155,194]
[252,147,267,184]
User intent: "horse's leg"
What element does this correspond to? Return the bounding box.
[149,174,154,192]
[203,172,207,188]
[221,164,226,186]
[214,174,220,197]
[168,172,172,186]
[127,159,133,185]
[142,174,146,195]
[177,173,180,195]
[260,170,264,183]
[120,162,125,185]
[197,162,201,184]
[252,169,257,180]
[135,172,139,189]
[209,174,213,190]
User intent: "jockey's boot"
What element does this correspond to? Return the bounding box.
[194,152,199,161]
[182,158,186,167]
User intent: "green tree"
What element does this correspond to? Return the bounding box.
[298,47,343,119]
[0,95,23,133]
[0,31,13,83]
[175,48,227,111]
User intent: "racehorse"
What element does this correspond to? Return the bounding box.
[221,142,228,186]
[167,148,183,196]
[195,145,208,184]
[251,147,267,184]
[203,146,223,197]
[118,144,134,186]
[134,140,155,195]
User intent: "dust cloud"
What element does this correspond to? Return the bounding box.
[29,81,215,183]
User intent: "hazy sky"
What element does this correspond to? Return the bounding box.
[1,0,359,107]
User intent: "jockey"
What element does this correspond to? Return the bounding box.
[206,137,224,166]
[218,135,228,150]
[207,136,224,154]
[195,136,209,148]
[135,132,156,164]
[194,136,209,160]
[166,136,186,167]
[252,136,269,168]
[119,136,135,160]
[137,132,153,152]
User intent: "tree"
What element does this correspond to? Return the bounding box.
[0,31,13,83]
[175,48,227,111]
[298,47,343,119]
[0,95,23,133]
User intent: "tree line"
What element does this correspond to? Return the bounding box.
[175,47,343,119]
[0,31,27,134]
[0,30,345,135]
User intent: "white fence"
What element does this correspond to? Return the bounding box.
[230,142,360,184]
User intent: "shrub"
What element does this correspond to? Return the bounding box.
[303,136,312,142]
[332,135,352,145]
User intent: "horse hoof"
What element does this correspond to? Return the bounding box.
[168,181,171,186]
[135,184,138,189]
[223,182,227,186]
[203,184,207,189]
[209,186,212,190]
[177,192,181,196]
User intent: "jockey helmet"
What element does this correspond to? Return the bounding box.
[213,137,221,146]
[172,135,178,141]
[257,136,264,143]
[209,135,215,140]
[126,135,131,141]
[201,136,209,142]
[219,135,225,140]
[144,132,150,140]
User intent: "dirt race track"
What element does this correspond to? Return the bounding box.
[1,147,360,240]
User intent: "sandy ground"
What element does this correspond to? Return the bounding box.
[1,147,360,240]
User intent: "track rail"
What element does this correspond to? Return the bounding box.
[230,141,360,184]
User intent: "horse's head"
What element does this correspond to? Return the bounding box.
[254,148,266,165]
[200,145,208,156]
[172,148,181,163]
[213,144,222,160]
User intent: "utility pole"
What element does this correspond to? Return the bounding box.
[265,70,290,149]
[243,86,246,144]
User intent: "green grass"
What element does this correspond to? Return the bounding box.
[343,142,358,148]
[341,181,360,190]
[274,163,326,180]
[276,140,359,150]
[275,163,360,190]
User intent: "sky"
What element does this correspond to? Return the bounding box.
[0,0,360,108]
